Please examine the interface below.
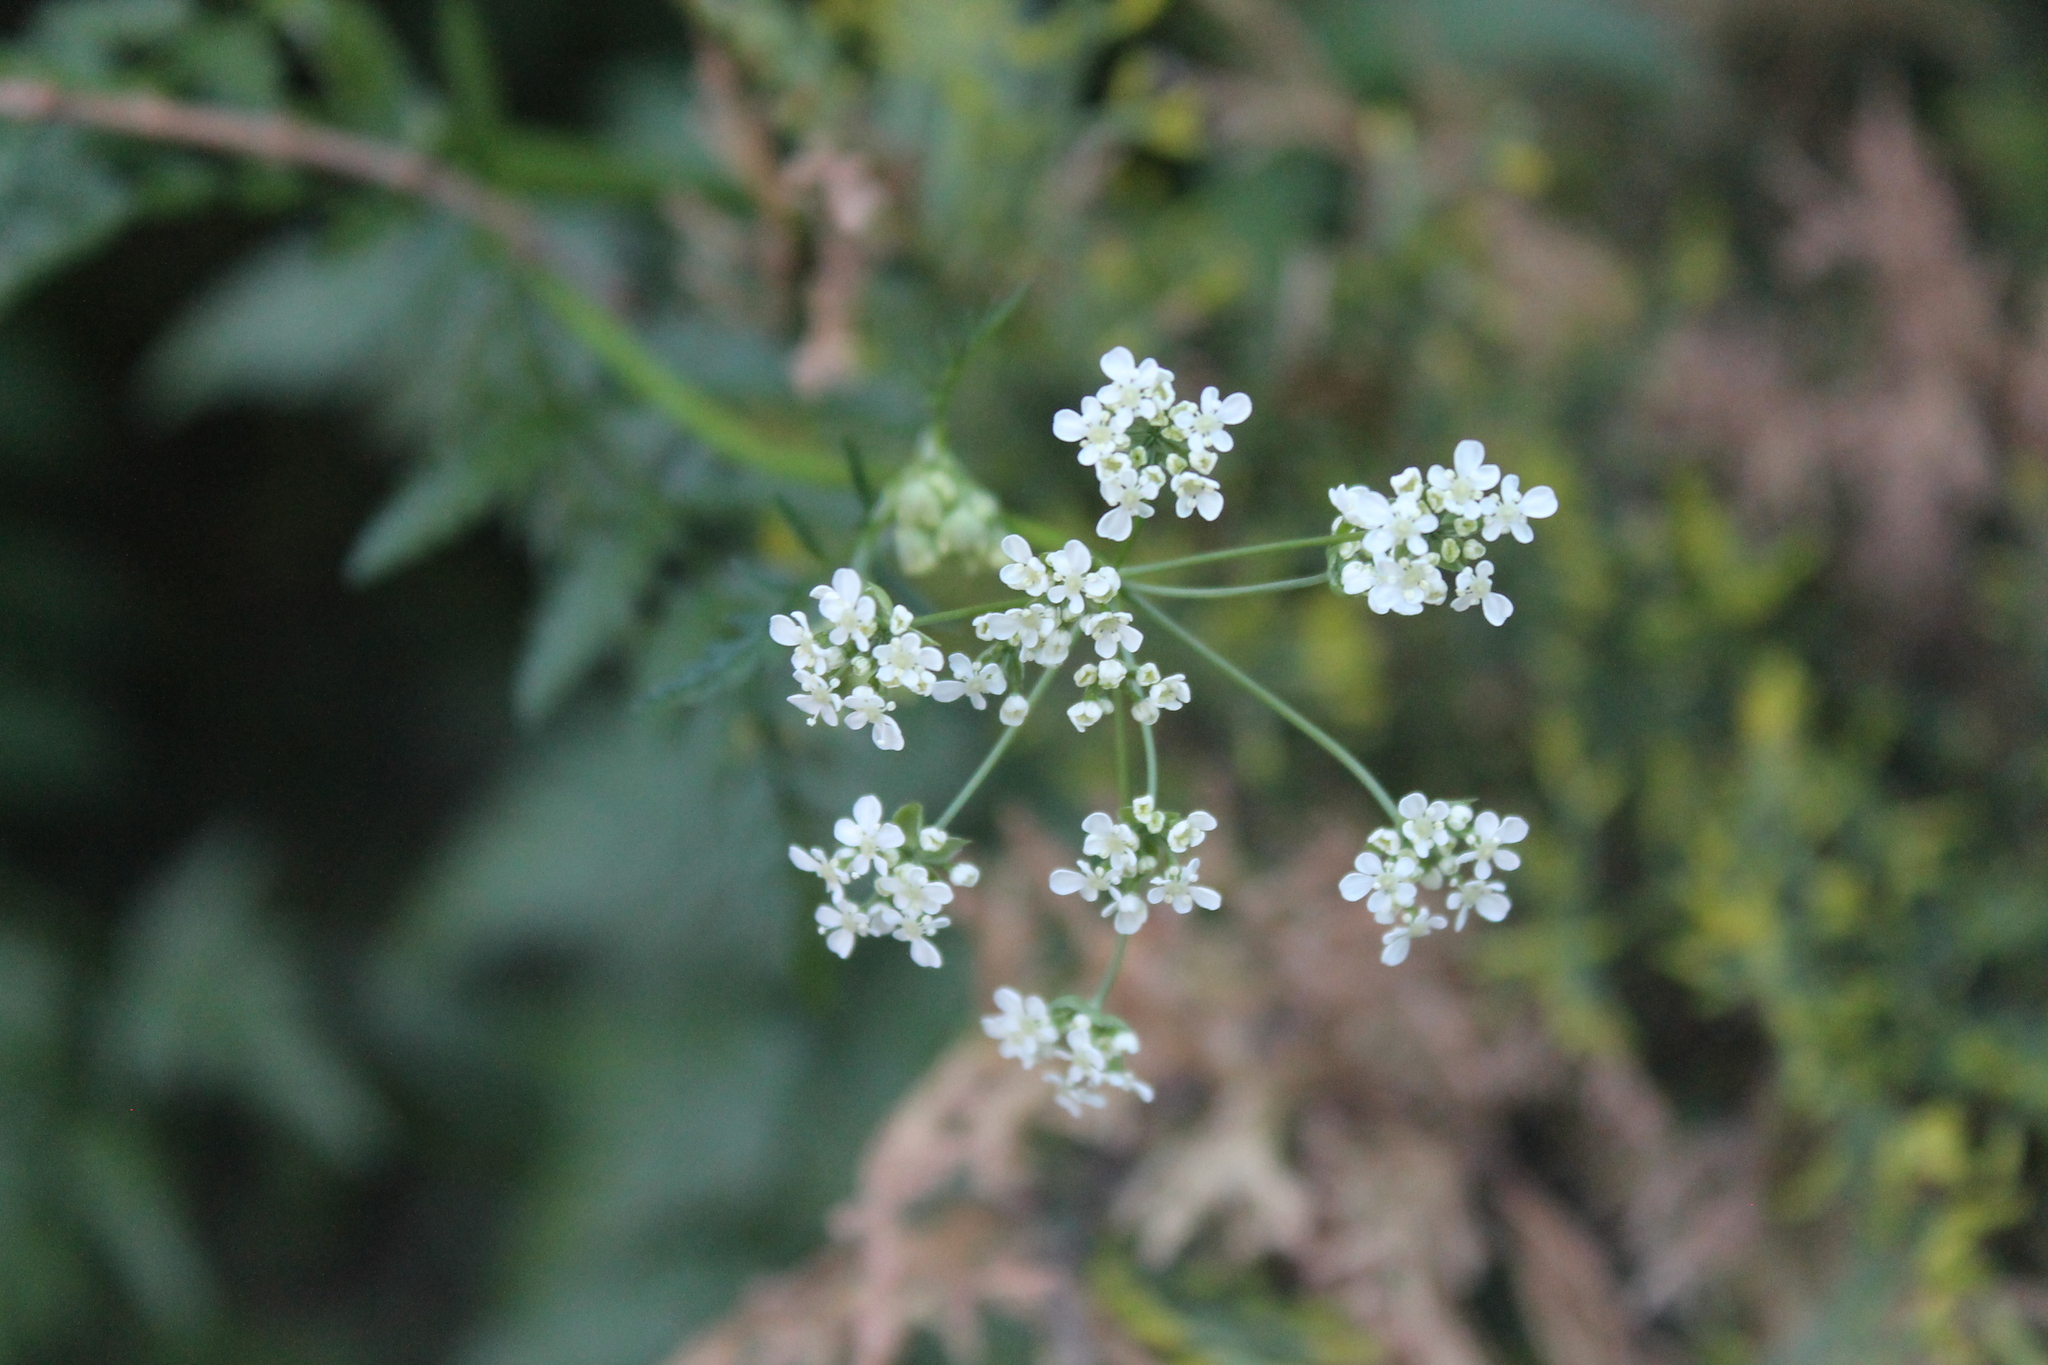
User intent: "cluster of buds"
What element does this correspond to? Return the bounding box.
[1339,792,1528,964]
[1068,659,1190,731]
[1047,800,1221,936]
[1053,347,1252,541]
[791,795,980,969]
[1328,440,1557,623]
[878,431,1008,577]
[981,988,1154,1115]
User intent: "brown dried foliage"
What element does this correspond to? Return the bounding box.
[667,813,1788,1365]
[1646,88,2024,606]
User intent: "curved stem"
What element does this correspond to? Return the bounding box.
[1090,935,1129,1012]
[913,597,1027,628]
[1120,532,1347,578]
[1127,589,1400,823]
[1127,572,1327,599]
[935,664,1057,828]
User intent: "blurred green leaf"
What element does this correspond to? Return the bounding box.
[0,126,131,311]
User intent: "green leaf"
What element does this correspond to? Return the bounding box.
[262,0,415,133]
[0,127,132,311]
[67,1123,217,1335]
[435,0,503,155]
[345,456,504,584]
[640,629,765,709]
[100,829,394,1166]
[515,536,660,721]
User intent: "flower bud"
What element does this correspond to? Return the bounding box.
[999,694,1031,727]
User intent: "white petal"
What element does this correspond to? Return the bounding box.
[852,795,882,827]
[909,937,942,968]
[1499,816,1528,842]
[1381,934,1411,966]
[1483,592,1513,626]
[1216,391,1252,424]
[769,614,804,646]
[1052,409,1087,441]
[1049,868,1087,895]
[1521,485,1559,518]
[1099,346,1135,380]
[1493,848,1521,872]
[872,717,904,750]
[831,567,863,601]
[1096,506,1133,540]
[1398,792,1427,818]
[1339,872,1371,902]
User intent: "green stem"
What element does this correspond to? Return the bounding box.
[913,597,1028,628]
[1120,532,1348,578]
[1090,934,1129,1012]
[935,664,1057,828]
[1127,573,1327,598]
[520,267,844,486]
[1113,702,1131,808]
[1141,721,1158,803]
[1127,589,1400,823]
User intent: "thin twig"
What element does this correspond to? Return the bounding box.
[0,77,545,260]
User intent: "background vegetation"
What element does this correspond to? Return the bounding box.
[5,0,2048,1362]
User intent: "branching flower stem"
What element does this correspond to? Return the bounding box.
[1120,532,1350,578]
[1127,589,1400,823]
[0,76,841,486]
[935,665,1057,828]
[1128,573,1326,598]
[1090,935,1128,1013]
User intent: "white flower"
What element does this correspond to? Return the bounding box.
[1450,560,1513,626]
[898,928,945,968]
[1170,470,1224,521]
[1379,493,1439,557]
[1131,697,1161,725]
[1398,793,1455,852]
[1096,658,1128,689]
[769,610,839,674]
[1096,346,1175,421]
[1107,890,1149,935]
[1067,698,1107,732]
[878,861,954,920]
[1148,673,1190,711]
[998,534,1051,595]
[1000,693,1031,726]
[1095,465,1162,541]
[981,988,1059,1068]
[918,825,949,853]
[843,686,904,750]
[871,631,942,691]
[1044,540,1097,609]
[1054,394,1134,467]
[1048,1017,1152,1114]
[1082,812,1142,871]
[787,670,842,726]
[949,862,980,887]
[1330,484,1391,536]
[1049,859,1117,902]
[833,794,905,875]
[789,844,855,898]
[1338,850,1419,921]
[814,901,871,958]
[1349,553,1445,616]
[931,653,1007,709]
[1148,858,1221,914]
[1173,385,1252,455]
[889,603,916,636]
[1027,627,1072,667]
[1463,811,1528,877]
[1426,439,1502,517]
[1447,877,1511,931]
[1483,474,1558,544]
[1081,611,1142,659]
[810,568,877,650]
[1380,906,1449,965]
[1166,810,1215,852]
[1135,662,1162,687]
[1130,795,1165,832]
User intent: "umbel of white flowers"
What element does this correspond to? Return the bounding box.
[1340,792,1529,965]
[1053,347,1252,541]
[981,987,1153,1115]
[1328,440,1557,623]
[790,795,980,968]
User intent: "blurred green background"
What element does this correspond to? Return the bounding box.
[5,0,2048,1361]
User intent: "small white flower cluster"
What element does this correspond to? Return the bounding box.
[792,794,980,968]
[1048,800,1220,936]
[1052,347,1252,541]
[981,987,1154,1115]
[880,431,1007,577]
[1328,440,1557,623]
[1339,792,1528,965]
[773,568,1018,748]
